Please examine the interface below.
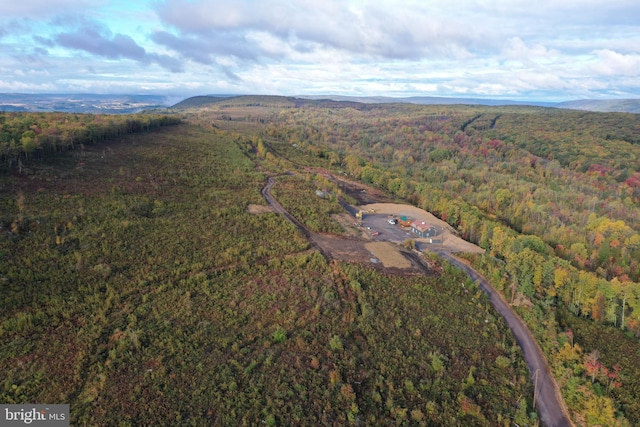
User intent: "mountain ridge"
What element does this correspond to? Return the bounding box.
[297,95,640,113]
[173,94,640,113]
[2,93,639,114]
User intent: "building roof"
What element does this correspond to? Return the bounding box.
[411,221,434,232]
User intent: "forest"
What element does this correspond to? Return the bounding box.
[182,95,640,426]
[0,111,181,169]
[2,97,640,425]
[2,117,535,425]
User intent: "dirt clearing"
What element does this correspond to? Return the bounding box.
[310,233,426,274]
[365,242,413,269]
[360,203,485,254]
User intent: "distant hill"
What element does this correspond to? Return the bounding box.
[171,94,301,109]
[170,94,373,110]
[0,93,173,114]
[555,99,640,113]
[300,95,640,113]
[170,94,549,110]
[175,94,640,114]
[3,93,639,114]
[298,94,556,107]
[170,95,233,109]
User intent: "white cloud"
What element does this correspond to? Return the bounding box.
[155,0,489,61]
[0,78,58,92]
[0,0,101,19]
[591,49,640,76]
[1,0,640,99]
[511,71,568,91]
[503,37,559,65]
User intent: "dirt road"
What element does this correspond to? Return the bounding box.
[261,177,330,259]
[435,250,572,427]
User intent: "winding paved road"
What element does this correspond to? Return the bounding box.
[262,176,572,427]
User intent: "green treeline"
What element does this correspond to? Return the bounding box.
[0,112,182,167]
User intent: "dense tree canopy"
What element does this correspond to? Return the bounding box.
[0,112,181,168]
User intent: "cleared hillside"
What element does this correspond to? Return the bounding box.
[1,123,534,426]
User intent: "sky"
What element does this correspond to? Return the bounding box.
[1,0,639,101]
